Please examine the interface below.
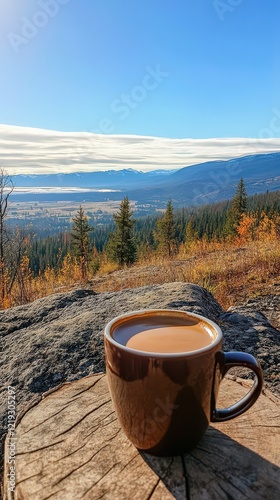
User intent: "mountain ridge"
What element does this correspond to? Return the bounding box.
[10,151,280,206]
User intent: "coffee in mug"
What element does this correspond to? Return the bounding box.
[104,309,263,456]
[113,315,215,352]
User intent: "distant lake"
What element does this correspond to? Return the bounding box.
[11,187,121,194]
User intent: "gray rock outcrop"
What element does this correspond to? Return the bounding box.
[0,282,279,485]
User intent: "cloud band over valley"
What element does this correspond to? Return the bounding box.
[1,124,280,175]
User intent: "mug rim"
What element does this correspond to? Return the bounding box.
[104,308,223,358]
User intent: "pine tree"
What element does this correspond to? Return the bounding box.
[225,178,247,237]
[71,206,93,280]
[107,196,136,266]
[185,217,198,246]
[155,200,177,256]
[232,178,247,215]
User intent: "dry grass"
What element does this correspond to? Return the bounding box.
[2,237,279,311]
[90,239,280,309]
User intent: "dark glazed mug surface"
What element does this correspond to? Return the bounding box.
[104,309,263,456]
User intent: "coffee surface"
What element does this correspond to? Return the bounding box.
[126,325,212,353]
[112,314,216,353]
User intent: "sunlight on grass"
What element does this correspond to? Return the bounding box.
[92,239,280,309]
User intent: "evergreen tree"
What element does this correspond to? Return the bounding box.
[232,178,247,214]
[225,178,247,237]
[71,206,93,279]
[185,217,198,246]
[106,196,136,266]
[155,200,177,256]
[176,207,187,242]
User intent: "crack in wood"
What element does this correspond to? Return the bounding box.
[53,443,111,488]
[251,424,280,428]
[16,439,65,456]
[145,476,161,500]
[145,457,175,500]
[107,428,122,441]
[41,488,66,500]
[101,414,117,427]
[181,454,190,500]
[194,445,212,455]
[216,482,237,500]
[80,424,100,439]
[118,453,140,473]
[52,438,89,463]
[53,398,111,438]
[22,402,73,435]
[92,492,107,500]
[81,462,122,498]
[47,429,121,492]
[193,445,233,460]
[88,452,143,498]
[16,469,46,486]
[188,453,253,499]
[66,374,106,400]
[82,412,117,440]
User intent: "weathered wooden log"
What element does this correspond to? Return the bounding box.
[3,373,280,500]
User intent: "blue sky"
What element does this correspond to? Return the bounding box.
[0,1,280,174]
[1,0,280,139]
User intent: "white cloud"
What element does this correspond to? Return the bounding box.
[0,123,280,175]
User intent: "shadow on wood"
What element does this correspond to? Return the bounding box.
[3,373,280,499]
[142,426,280,499]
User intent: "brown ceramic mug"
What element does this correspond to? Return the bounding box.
[104,309,263,456]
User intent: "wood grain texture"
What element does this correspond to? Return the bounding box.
[3,374,280,500]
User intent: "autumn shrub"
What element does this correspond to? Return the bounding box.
[1,210,279,310]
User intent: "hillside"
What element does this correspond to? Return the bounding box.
[11,152,280,207]
[128,152,280,206]
[86,239,280,327]
[11,238,279,327]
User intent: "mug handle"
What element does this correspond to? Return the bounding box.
[211,352,263,422]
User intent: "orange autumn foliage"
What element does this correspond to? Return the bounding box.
[0,212,279,310]
[236,213,256,242]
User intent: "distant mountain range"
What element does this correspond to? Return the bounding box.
[12,168,172,189]
[11,152,280,207]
